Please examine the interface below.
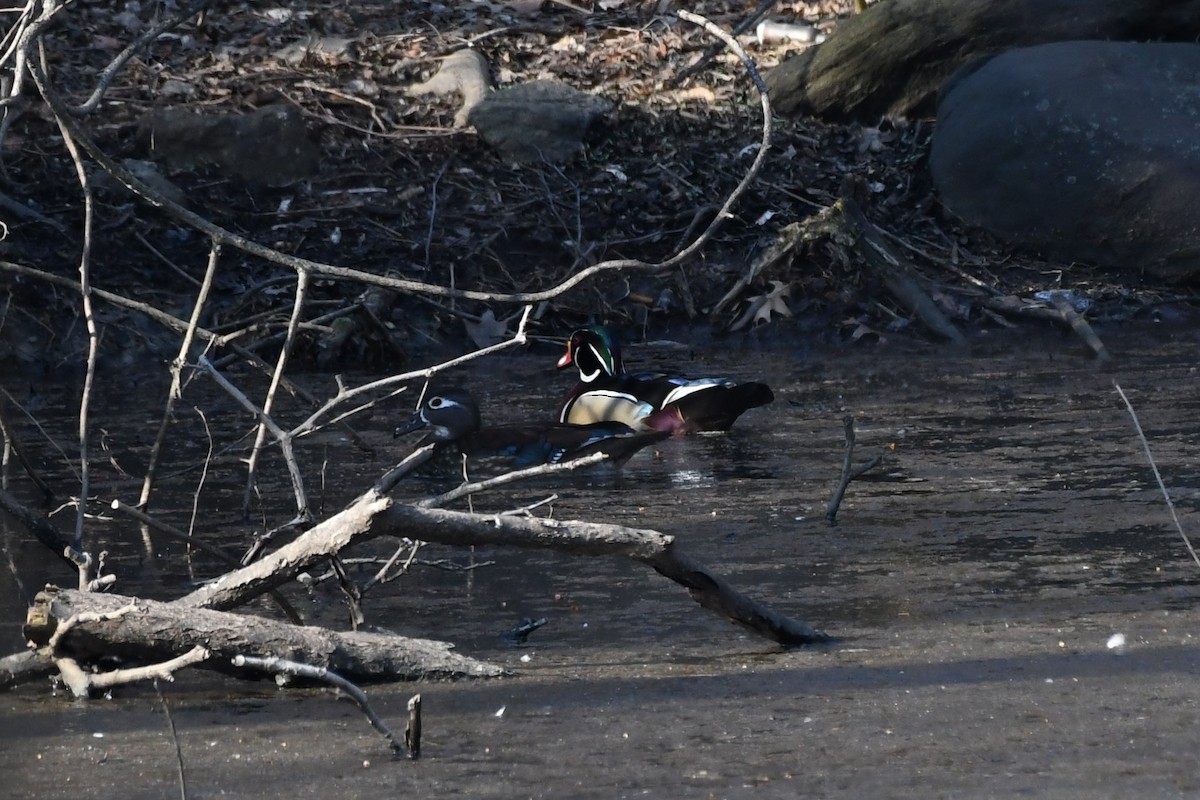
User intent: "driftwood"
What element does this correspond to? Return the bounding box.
[5,484,827,693]
[980,294,1110,361]
[23,587,504,685]
[728,195,963,343]
[380,503,830,646]
[834,197,964,344]
[232,655,409,754]
[175,485,829,646]
[765,0,1200,121]
[0,649,56,690]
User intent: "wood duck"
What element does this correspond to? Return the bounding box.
[556,325,774,432]
[393,389,669,468]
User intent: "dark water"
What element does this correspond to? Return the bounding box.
[4,322,1200,798]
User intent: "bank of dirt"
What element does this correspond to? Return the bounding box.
[2,1,1191,374]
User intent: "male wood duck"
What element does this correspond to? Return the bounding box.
[394,389,669,468]
[556,325,774,432]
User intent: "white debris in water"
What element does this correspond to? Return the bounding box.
[1107,633,1127,650]
[520,654,532,663]
[92,732,104,739]
[494,706,506,718]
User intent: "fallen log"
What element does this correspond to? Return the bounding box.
[177,486,830,646]
[23,586,505,685]
[381,503,832,646]
[765,0,1200,121]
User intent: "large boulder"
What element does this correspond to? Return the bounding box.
[930,41,1200,280]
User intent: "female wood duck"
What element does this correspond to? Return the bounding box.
[556,325,774,432]
[394,389,669,468]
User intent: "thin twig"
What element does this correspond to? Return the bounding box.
[669,0,778,87]
[0,487,81,570]
[0,187,66,231]
[1113,382,1200,570]
[826,415,882,525]
[373,444,438,495]
[186,406,214,553]
[48,56,98,571]
[139,239,221,510]
[417,452,607,509]
[362,538,422,593]
[0,260,226,344]
[0,399,54,500]
[423,160,447,273]
[196,356,309,522]
[153,679,191,800]
[69,0,213,114]
[287,304,534,442]
[244,268,311,517]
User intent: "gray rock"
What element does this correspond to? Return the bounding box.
[931,41,1200,280]
[467,80,611,164]
[141,104,320,187]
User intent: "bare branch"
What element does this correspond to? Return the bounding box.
[110,497,305,624]
[139,239,222,510]
[231,654,405,755]
[244,269,311,516]
[172,488,828,646]
[68,0,213,115]
[1114,382,1200,571]
[288,304,534,441]
[417,452,606,508]
[48,63,98,570]
[196,356,309,522]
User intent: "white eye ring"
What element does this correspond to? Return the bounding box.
[428,396,445,409]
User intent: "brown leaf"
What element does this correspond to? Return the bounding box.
[729,281,793,331]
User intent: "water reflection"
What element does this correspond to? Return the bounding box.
[4,334,1200,660]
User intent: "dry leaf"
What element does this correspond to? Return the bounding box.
[672,86,716,105]
[550,35,584,53]
[729,281,793,331]
[464,309,509,349]
[850,323,881,342]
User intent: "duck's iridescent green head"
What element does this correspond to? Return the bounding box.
[557,326,623,382]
